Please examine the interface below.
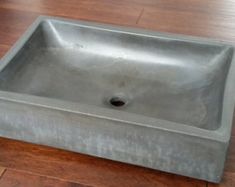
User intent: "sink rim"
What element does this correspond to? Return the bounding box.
[0,15,235,142]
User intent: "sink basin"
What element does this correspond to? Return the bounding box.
[0,16,235,183]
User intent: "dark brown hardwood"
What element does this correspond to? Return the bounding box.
[0,137,207,187]
[0,169,90,187]
[0,0,235,186]
[0,166,5,178]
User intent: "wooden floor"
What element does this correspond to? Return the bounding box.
[0,0,235,186]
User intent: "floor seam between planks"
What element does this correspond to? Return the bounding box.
[0,168,92,186]
[136,8,144,24]
[0,166,6,180]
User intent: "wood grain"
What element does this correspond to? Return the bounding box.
[0,0,235,186]
[224,135,235,173]
[0,0,142,26]
[0,166,5,178]
[208,172,235,187]
[138,6,235,43]
[0,137,206,187]
[0,44,10,58]
[0,169,90,187]
[0,8,38,46]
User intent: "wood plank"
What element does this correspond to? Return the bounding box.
[0,8,38,46]
[232,113,235,137]
[208,172,235,187]
[0,0,72,16]
[1,0,235,43]
[125,0,235,16]
[0,169,90,187]
[0,44,10,58]
[0,0,142,26]
[137,5,235,43]
[0,137,206,187]
[0,166,5,178]
[62,0,142,26]
[224,135,235,173]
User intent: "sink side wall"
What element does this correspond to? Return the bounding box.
[0,99,228,182]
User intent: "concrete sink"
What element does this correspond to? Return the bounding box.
[0,16,235,183]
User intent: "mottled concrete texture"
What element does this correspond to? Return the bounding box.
[0,16,235,183]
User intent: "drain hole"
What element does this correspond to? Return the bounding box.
[109,97,126,107]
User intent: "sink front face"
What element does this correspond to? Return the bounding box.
[0,19,232,130]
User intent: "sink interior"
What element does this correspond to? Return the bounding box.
[0,20,233,130]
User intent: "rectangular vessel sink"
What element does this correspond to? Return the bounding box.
[0,16,235,183]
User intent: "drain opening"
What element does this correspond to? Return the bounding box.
[109,97,126,107]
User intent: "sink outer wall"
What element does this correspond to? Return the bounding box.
[0,16,235,183]
[0,99,228,183]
